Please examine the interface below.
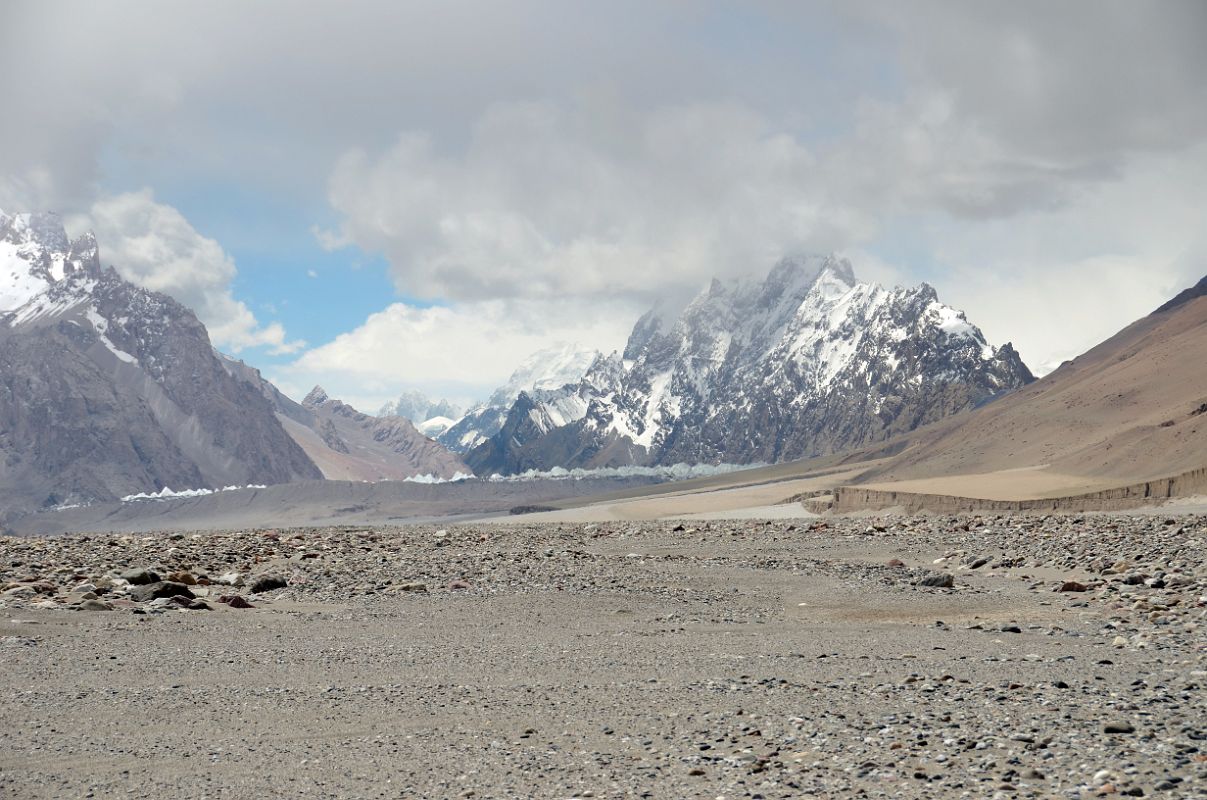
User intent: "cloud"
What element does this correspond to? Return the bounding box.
[0,1,739,212]
[321,100,849,305]
[862,1,1207,162]
[4,1,1205,392]
[312,1,1207,319]
[320,81,1205,365]
[83,189,304,354]
[913,142,1207,371]
[271,295,635,411]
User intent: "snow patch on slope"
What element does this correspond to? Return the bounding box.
[84,306,138,364]
[488,342,601,406]
[0,239,52,311]
[402,471,475,484]
[491,462,761,482]
[416,415,456,438]
[122,484,268,502]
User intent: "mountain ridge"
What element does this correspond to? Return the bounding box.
[434,342,601,453]
[466,255,1033,475]
[214,361,470,483]
[856,272,1207,491]
[0,210,322,521]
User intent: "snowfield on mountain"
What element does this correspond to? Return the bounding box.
[467,255,1033,475]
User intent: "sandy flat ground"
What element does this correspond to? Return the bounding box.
[855,465,1119,501]
[501,469,867,523]
[1123,494,1207,515]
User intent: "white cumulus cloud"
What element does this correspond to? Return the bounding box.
[270,295,635,412]
[82,189,304,354]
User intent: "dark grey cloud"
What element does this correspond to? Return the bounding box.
[2,1,851,208]
[875,1,1207,158]
[6,1,1200,222]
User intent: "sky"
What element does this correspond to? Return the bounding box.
[2,1,1205,412]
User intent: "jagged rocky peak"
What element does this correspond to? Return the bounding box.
[379,389,461,423]
[218,358,469,482]
[302,385,330,407]
[67,230,100,274]
[0,210,323,520]
[623,306,665,360]
[301,386,375,423]
[758,253,852,299]
[0,210,99,277]
[487,342,602,407]
[466,252,1036,475]
[582,351,626,386]
[0,210,104,313]
[435,341,602,454]
[1,210,68,252]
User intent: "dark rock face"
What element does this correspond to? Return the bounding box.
[248,575,287,594]
[468,255,1034,475]
[316,418,351,454]
[128,581,195,602]
[0,210,322,523]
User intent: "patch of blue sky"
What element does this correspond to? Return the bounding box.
[862,215,948,287]
[183,195,411,356]
[94,160,432,363]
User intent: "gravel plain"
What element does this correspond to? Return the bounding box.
[1,513,1205,799]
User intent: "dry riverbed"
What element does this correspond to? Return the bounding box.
[1,514,1205,799]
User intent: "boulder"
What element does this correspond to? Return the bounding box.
[119,568,160,586]
[129,581,195,603]
[249,575,287,594]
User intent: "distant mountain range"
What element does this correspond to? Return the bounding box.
[465,255,1033,474]
[0,208,1048,523]
[378,391,462,438]
[0,210,476,525]
[860,269,1207,489]
[217,360,468,483]
[436,342,601,454]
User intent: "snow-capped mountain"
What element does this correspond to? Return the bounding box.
[0,211,99,309]
[378,390,461,426]
[485,342,601,408]
[296,386,467,481]
[436,342,600,453]
[416,415,457,438]
[466,255,1034,474]
[0,210,321,521]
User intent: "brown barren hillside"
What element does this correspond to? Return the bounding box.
[857,277,1207,496]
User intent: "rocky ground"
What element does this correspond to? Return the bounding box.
[0,513,1204,799]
